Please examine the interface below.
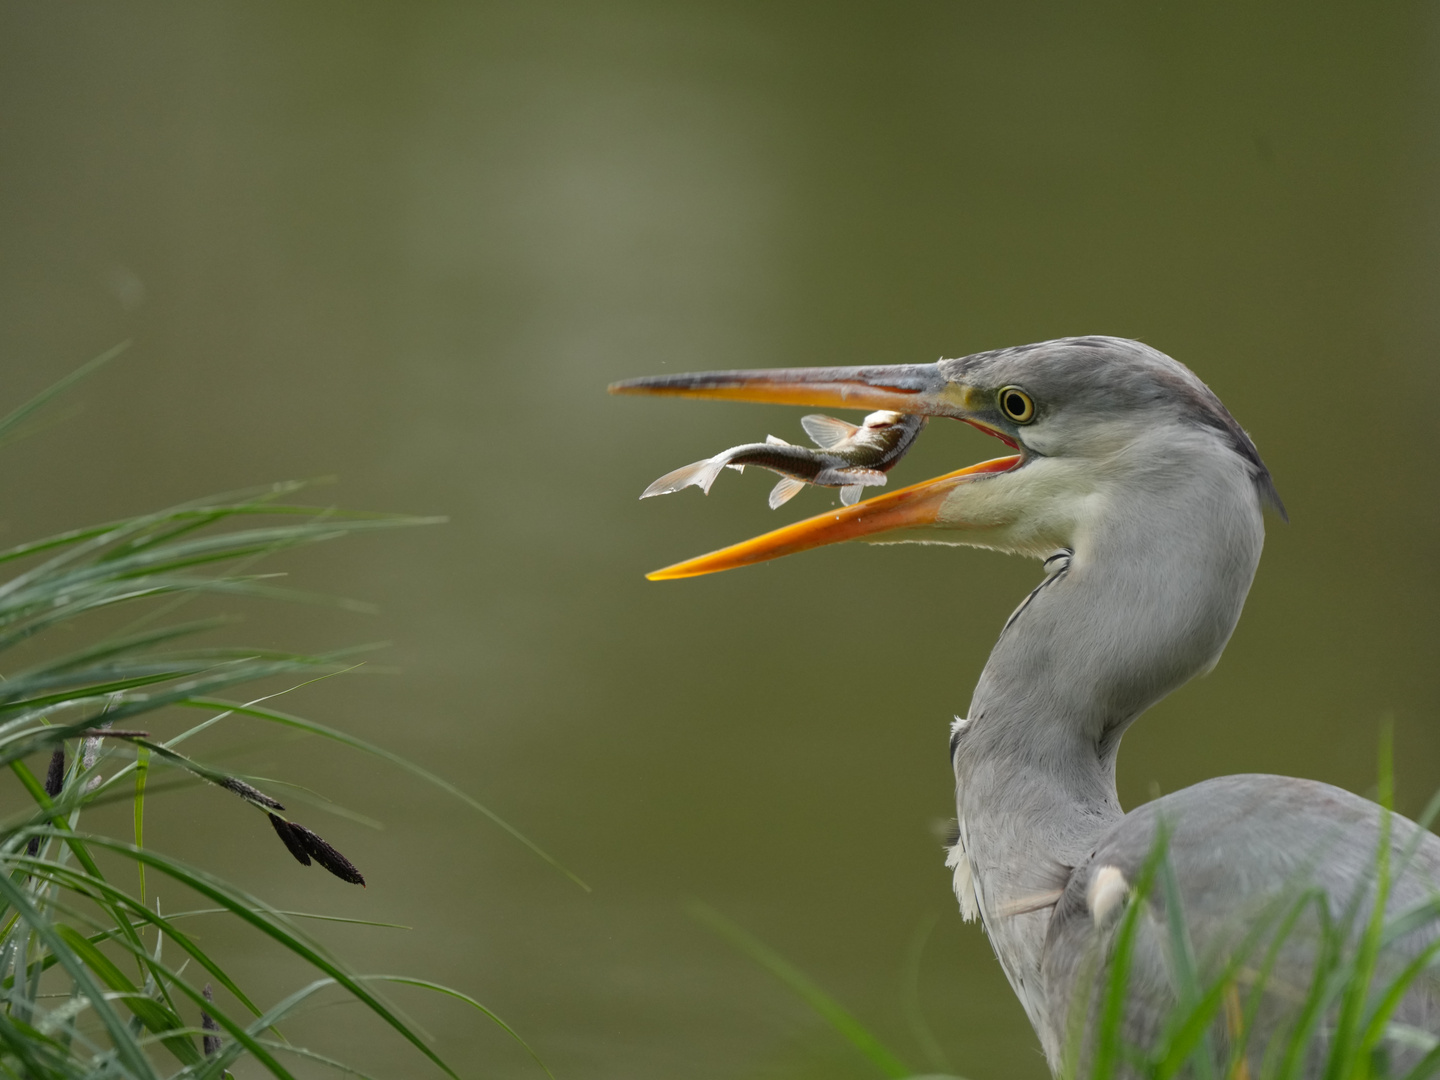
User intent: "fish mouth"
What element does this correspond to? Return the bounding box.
[610,364,1029,579]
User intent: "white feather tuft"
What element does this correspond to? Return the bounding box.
[1086,865,1129,926]
[945,837,979,922]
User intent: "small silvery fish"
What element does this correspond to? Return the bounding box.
[641,410,926,509]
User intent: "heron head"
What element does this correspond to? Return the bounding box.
[610,336,1281,579]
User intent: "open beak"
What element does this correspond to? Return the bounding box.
[610,364,1027,579]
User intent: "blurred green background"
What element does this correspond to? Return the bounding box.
[1,3,1437,1078]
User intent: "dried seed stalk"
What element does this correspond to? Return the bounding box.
[75,728,148,739]
[217,775,284,810]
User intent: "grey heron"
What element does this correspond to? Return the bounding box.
[611,336,1440,1075]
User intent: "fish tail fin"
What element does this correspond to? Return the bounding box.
[641,457,727,498]
[767,476,807,509]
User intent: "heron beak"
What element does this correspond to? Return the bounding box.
[609,363,970,416]
[642,455,1021,580]
[610,364,1027,579]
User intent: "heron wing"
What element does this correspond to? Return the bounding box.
[1042,775,1440,1073]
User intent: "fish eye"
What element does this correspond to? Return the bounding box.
[998,387,1035,424]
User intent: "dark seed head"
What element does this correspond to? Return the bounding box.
[268,814,311,866]
[218,776,284,811]
[44,748,65,797]
[201,983,222,1057]
[290,823,366,886]
[26,748,67,858]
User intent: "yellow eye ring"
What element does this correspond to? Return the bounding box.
[998,386,1035,424]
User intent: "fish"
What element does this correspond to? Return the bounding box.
[640,410,927,509]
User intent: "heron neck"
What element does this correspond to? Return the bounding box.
[956,456,1267,881]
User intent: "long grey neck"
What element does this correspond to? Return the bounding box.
[952,449,1266,1027]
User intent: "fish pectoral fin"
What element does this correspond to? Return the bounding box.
[764,434,792,446]
[800,414,859,449]
[641,457,727,498]
[832,469,888,505]
[767,477,807,509]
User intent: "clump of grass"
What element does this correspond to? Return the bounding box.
[0,352,566,1078]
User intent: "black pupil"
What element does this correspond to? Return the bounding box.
[1005,393,1026,417]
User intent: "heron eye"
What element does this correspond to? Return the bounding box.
[998,387,1035,424]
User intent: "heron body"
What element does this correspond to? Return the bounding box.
[612,337,1440,1074]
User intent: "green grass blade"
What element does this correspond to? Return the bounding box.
[253,1038,389,1079]
[161,908,410,930]
[133,747,148,907]
[0,491,336,567]
[200,977,342,1079]
[689,901,915,1079]
[0,618,232,689]
[1401,1041,1440,1080]
[900,912,953,1075]
[1384,897,1440,949]
[0,342,128,444]
[1153,847,1217,1080]
[372,976,554,1079]
[1359,937,1440,1061]
[1091,831,1167,1080]
[1323,726,1395,1080]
